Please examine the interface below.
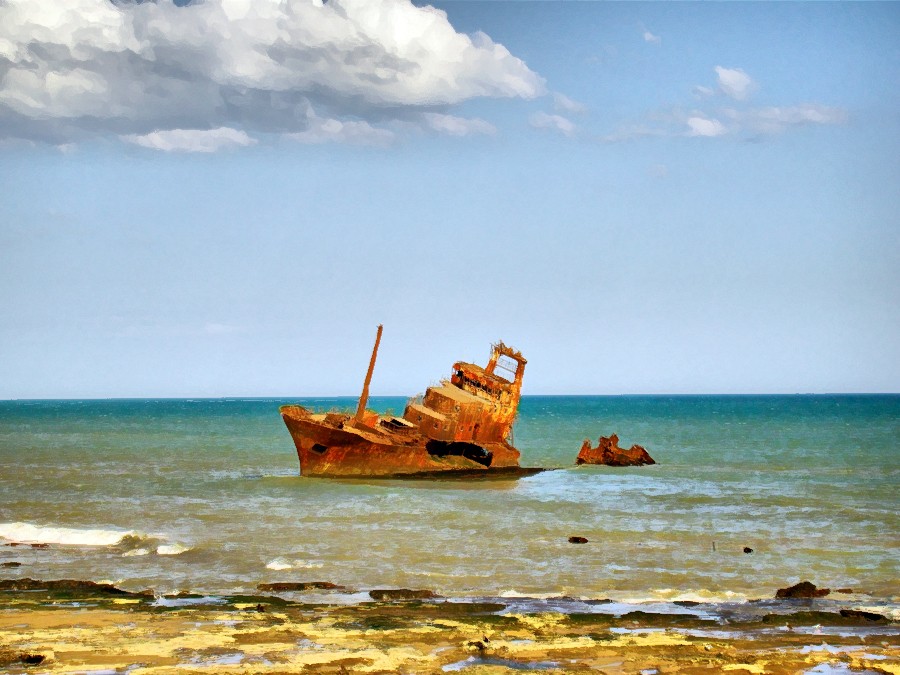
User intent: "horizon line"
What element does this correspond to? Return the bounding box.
[2,392,898,403]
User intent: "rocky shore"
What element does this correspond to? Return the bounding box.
[0,579,897,674]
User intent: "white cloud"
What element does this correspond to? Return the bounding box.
[122,127,256,153]
[606,103,845,142]
[529,112,576,137]
[715,66,756,101]
[0,0,545,144]
[686,116,727,137]
[643,30,661,45]
[421,112,495,136]
[287,112,395,146]
[692,85,714,99]
[552,93,587,114]
[724,104,848,135]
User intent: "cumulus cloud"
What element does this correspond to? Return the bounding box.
[0,0,545,146]
[123,127,256,152]
[287,113,394,146]
[552,93,587,115]
[529,111,576,137]
[715,66,756,101]
[421,112,495,136]
[685,116,727,137]
[602,62,846,144]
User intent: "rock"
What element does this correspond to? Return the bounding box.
[743,547,753,554]
[839,609,886,622]
[576,434,656,467]
[1,562,22,568]
[0,578,151,597]
[674,600,701,607]
[0,651,45,667]
[29,543,49,549]
[568,536,588,544]
[255,604,266,612]
[835,588,853,594]
[775,581,830,599]
[257,582,345,592]
[368,588,439,601]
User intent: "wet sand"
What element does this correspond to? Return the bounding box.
[0,582,898,674]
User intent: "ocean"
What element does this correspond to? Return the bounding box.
[1,395,897,610]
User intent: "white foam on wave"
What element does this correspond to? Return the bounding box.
[498,589,566,600]
[156,543,192,556]
[122,548,151,557]
[265,557,324,571]
[0,521,192,557]
[0,521,137,547]
[626,588,749,604]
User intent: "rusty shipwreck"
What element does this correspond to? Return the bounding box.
[280,325,536,477]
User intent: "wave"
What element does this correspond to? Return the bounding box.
[0,522,139,547]
[265,557,324,571]
[498,590,568,600]
[0,521,192,556]
[630,588,750,604]
[156,543,192,556]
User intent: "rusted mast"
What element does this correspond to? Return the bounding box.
[355,324,383,424]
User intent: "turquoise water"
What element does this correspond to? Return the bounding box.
[0,395,897,605]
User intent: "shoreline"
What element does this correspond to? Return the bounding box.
[1,579,898,674]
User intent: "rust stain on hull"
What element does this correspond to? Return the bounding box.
[280,326,531,478]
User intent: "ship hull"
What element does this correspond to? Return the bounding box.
[281,405,524,478]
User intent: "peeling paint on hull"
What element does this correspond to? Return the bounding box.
[281,405,525,477]
[280,333,531,478]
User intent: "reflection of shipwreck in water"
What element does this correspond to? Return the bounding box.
[281,325,538,477]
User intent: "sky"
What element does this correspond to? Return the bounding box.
[1,0,898,398]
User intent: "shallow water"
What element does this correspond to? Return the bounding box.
[0,395,897,604]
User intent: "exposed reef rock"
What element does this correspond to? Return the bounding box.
[0,578,152,597]
[0,650,45,667]
[840,609,887,622]
[257,582,345,592]
[369,588,440,601]
[576,434,656,467]
[775,581,830,598]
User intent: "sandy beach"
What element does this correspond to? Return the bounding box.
[1,580,897,674]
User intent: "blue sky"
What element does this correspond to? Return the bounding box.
[1,0,898,397]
